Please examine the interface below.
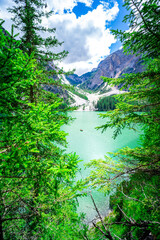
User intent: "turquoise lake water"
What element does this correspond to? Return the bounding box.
[63,111,140,222]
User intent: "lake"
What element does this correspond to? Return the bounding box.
[63,111,140,222]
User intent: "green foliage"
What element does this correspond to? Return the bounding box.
[112,0,160,58]
[100,58,160,138]
[85,0,160,239]
[8,0,69,104]
[96,95,117,111]
[8,0,68,63]
[0,22,87,239]
[108,172,160,239]
[86,58,160,240]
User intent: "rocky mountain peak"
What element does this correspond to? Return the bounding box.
[66,49,144,90]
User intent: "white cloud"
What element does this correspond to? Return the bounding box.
[47,0,93,13]
[0,0,119,76]
[0,8,12,21]
[47,0,76,13]
[0,0,17,33]
[46,2,119,75]
[78,0,93,7]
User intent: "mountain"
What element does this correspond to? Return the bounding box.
[66,49,144,90]
[66,71,96,86]
[43,49,144,111]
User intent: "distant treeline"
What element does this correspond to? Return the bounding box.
[96,95,117,111]
[96,95,151,112]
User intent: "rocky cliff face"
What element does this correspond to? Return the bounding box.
[66,49,144,90]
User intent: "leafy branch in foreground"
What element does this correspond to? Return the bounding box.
[85,0,160,238]
[8,0,72,107]
[98,58,160,138]
[0,22,87,239]
[112,0,160,58]
[85,58,160,238]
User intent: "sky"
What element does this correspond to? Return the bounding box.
[0,0,129,75]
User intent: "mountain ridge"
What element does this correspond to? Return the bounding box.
[66,49,144,90]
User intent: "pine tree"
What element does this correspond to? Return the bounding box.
[85,0,160,239]
[0,21,87,240]
[8,0,67,62]
[112,0,160,58]
[8,0,69,104]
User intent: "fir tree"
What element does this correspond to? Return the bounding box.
[0,20,86,240]
[85,0,160,239]
[113,0,160,58]
[8,0,69,104]
[8,0,67,62]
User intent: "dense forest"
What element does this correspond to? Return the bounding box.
[96,95,117,111]
[0,0,160,239]
[86,0,160,239]
[0,0,87,239]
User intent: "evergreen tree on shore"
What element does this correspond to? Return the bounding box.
[85,0,160,239]
[8,0,67,62]
[113,0,160,58]
[8,0,69,104]
[0,10,86,240]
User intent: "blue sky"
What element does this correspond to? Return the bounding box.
[0,0,129,75]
